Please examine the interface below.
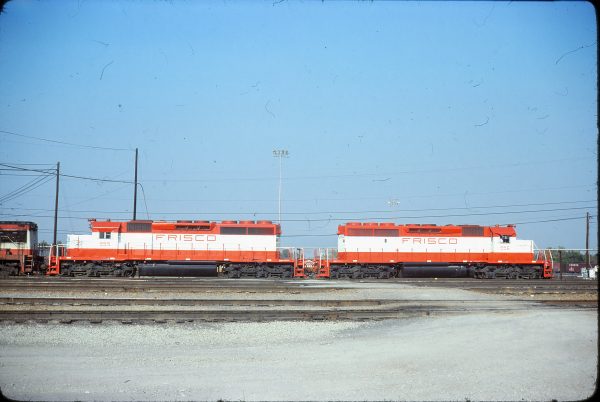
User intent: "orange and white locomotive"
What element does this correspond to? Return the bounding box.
[0,221,44,276]
[39,219,554,279]
[316,222,553,279]
[48,219,305,278]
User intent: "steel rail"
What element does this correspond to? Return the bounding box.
[0,297,596,307]
[0,297,595,322]
[0,297,394,307]
[0,277,591,285]
[0,283,331,293]
[0,278,594,287]
[0,303,595,324]
[1,277,588,283]
[0,277,595,295]
[0,285,594,294]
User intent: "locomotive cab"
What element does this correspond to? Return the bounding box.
[0,221,43,276]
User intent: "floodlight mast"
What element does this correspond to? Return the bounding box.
[272,149,289,224]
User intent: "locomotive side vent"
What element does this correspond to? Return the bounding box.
[461,226,484,236]
[248,227,274,235]
[221,227,247,235]
[127,222,152,232]
[407,228,441,233]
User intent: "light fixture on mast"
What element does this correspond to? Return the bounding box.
[272,149,289,224]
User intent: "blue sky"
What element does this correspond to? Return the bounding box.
[0,0,597,250]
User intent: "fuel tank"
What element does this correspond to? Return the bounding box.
[138,261,218,277]
[401,264,470,278]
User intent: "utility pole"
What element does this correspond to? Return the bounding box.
[53,162,60,249]
[585,212,590,276]
[133,148,138,221]
[558,249,563,281]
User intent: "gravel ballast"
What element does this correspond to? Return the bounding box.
[0,308,596,401]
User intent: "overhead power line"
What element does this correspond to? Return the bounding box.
[282,207,596,222]
[1,200,596,217]
[0,163,133,184]
[32,216,595,239]
[0,175,54,204]
[285,216,596,236]
[0,164,55,175]
[137,156,594,183]
[0,173,55,177]
[281,234,337,237]
[38,229,88,234]
[45,184,593,203]
[507,216,592,225]
[60,173,132,184]
[0,129,132,151]
[0,163,56,166]
[0,213,91,221]
[0,209,595,224]
[4,161,592,200]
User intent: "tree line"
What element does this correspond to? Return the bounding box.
[549,247,598,265]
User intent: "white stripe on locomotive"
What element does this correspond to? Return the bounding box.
[338,235,534,254]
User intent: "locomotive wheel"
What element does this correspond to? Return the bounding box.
[484,269,495,279]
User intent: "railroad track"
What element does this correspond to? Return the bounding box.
[0,278,329,293]
[387,277,598,289]
[0,297,594,324]
[0,297,393,307]
[0,297,596,307]
[1,278,594,311]
[0,308,424,323]
[1,277,595,290]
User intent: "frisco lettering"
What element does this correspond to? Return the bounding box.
[401,237,458,245]
[155,234,217,242]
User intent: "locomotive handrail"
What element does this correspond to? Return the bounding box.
[543,248,599,251]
